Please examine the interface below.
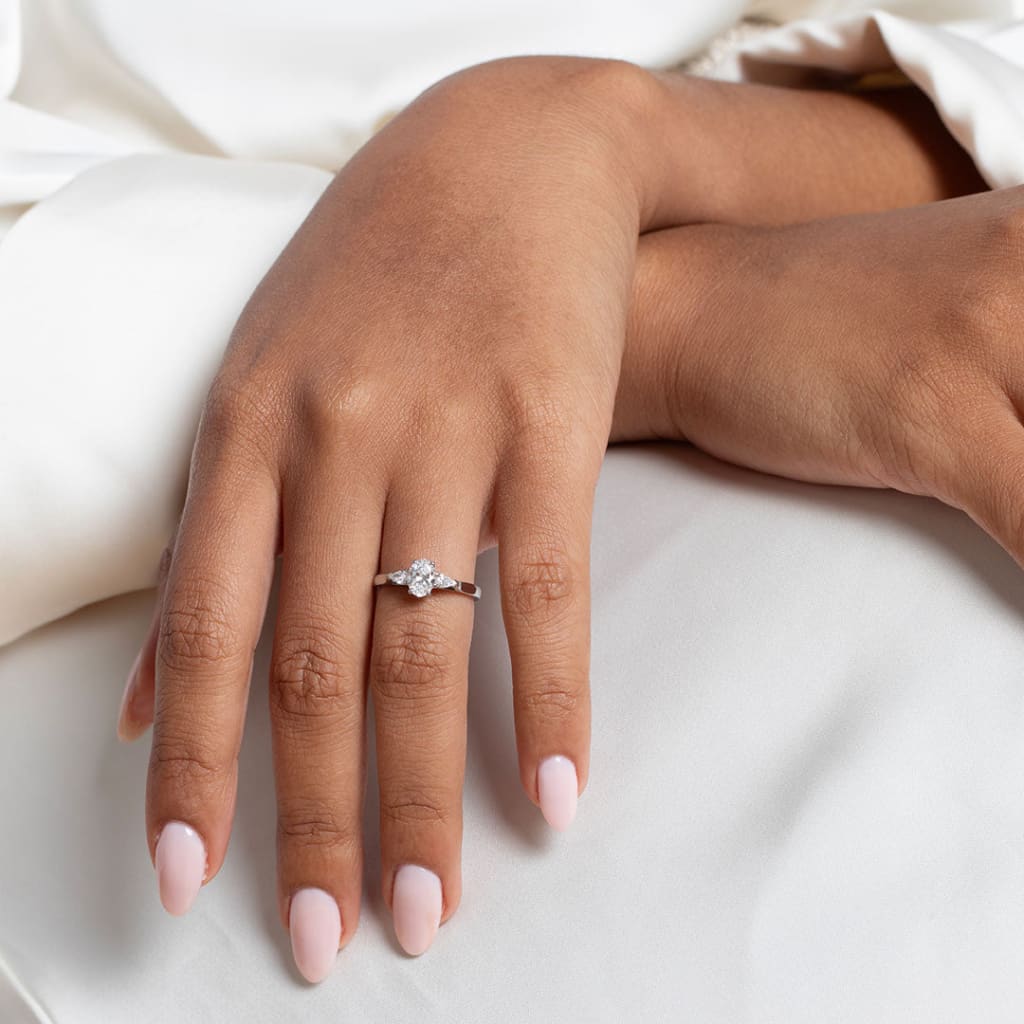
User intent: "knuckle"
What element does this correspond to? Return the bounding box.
[158,575,245,675]
[297,374,377,447]
[380,791,452,828]
[271,625,362,723]
[950,271,1015,348]
[405,387,479,448]
[498,370,606,463]
[948,212,1024,347]
[507,545,579,620]
[504,381,573,445]
[277,809,361,858]
[150,735,224,787]
[201,375,282,466]
[372,616,457,703]
[518,682,583,722]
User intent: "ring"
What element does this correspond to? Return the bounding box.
[373,558,481,600]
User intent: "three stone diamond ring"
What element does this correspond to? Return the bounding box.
[373,558,482,600]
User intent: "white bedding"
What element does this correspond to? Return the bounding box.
[4,2,1024,1021]
[6,447,1024,1022]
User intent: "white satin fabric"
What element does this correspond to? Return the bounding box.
[4,3,1024,1022]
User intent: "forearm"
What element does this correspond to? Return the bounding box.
[613,69,990,441]
[355,57,984,246]
[639,72,986,230]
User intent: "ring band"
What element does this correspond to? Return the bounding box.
[373,558,481,600]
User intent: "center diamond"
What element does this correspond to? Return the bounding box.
[387,558,458,598]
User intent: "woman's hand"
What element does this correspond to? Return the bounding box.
[114,58,992,980]
[618,185,1024,577]
[114,56,660,978]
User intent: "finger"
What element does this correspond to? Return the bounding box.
[494,432,600,831]
[269,459,383,983]
[117,541,175,742]
[147,410,279,916]
[371,467,486,956]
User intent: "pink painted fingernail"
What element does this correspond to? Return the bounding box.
[155,822,207,915]
[116,650,143,742]
[289,888,342,983]
[537,755,578,831]
[392,864,442,956]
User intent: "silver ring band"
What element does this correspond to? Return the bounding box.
[373,558,481,600]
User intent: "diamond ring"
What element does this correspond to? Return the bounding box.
[373,558,481,600]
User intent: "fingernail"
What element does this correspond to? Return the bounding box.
[289,888,342,983]
[537,755,578,831]
[392,864,442,956]
[115,650,143,742]
[155,822,207,915]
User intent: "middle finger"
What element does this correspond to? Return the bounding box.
[270,455,385,982]
[371,461,488,956]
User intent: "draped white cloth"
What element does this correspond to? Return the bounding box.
[4,3,1024,1022]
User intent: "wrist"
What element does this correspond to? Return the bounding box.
[367,55,665,236]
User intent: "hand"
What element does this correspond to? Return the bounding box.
[114,56,659,977]
[114,59,989,979]
[617,185,1024,576]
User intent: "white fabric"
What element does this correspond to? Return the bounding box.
[4,2,1024,1022]
[6,449,1024,1023]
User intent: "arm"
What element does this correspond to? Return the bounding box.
[618,168,1024,573]
[384,57,984,239]
[638,71,985,229]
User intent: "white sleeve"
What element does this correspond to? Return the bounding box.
[0,0,335,645]
[0,153,331,645]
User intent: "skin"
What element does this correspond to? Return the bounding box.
[620,189,1024,566]
[116,57,1001,965]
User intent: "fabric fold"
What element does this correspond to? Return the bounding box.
[0,153,330,644]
